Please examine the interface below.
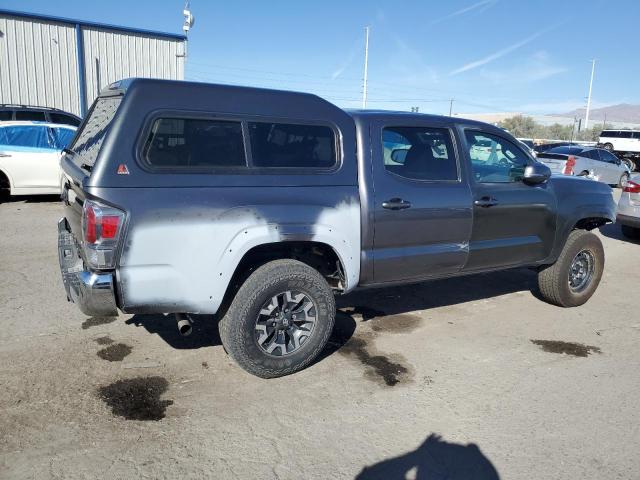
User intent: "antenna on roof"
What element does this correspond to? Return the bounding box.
[179,1,195,69]
[183,1,195,33]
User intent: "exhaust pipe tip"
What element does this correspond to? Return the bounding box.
[175,313,193,336]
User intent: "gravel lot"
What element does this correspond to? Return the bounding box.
[1,193,639,479]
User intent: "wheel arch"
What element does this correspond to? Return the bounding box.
[217,240,350,319]
[0,167,13,194]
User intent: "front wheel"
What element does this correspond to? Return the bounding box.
[603,143,614,151]
[537,230,605,307]
[219,259,335,378]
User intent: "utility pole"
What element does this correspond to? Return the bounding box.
[362,26,370,109]
[449,98,454,116]
[584,59,596,130]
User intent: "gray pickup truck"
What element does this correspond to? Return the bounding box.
[58,78,616,378]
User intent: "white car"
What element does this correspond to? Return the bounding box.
[599,129,640,154]
[0,121,76,198]
[536,145,630,187]
[617,175,640,239]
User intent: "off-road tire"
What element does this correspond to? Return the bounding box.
[621,224,640,240]
[219,259,335,378]
[537,229,604,307]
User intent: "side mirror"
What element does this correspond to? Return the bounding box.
[391,148,408,164]
[523,162,551,185]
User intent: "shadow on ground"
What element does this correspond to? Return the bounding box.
[599,222,640,244]
[126,268,536,360]
[0,194,61,204]
[337,267,537,318]
[356,433,500,480]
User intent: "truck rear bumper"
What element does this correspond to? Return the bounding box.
[58,218,118,317]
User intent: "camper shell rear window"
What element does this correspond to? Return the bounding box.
[69,96,122,170]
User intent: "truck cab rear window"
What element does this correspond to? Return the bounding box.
[143,118,246,168]
[248,122,336,169]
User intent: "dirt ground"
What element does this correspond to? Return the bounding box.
[1,193,639,480]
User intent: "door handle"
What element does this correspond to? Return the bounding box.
[474,196,498,208]
[382,198,412,210]
[0,152,11,158]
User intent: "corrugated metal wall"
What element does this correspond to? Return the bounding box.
[0,13,184,117]
[82,27,184,110]
[0,15,80,115]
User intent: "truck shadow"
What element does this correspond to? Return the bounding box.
[125,268,536,355]
[599,222,640,244]
[356,433,500,479]
[337,267,537,319]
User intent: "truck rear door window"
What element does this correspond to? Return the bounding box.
[143,118,246,168]
[248,122,336,169]
[382,126,458,181]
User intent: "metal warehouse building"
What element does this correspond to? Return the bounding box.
[0,9,185,117]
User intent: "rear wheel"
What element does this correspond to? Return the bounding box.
[538,230,604,307]
[621,224,640,240]
[618,172,629,188]
[219,259,335,378]
[603,143,614,151]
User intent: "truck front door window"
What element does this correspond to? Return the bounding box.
[466,131,528,183]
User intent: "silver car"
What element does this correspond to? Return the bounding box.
[617,174,640,239]
[537,145,630,187]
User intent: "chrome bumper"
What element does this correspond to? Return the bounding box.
[58,218,118,317]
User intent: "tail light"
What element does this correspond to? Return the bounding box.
[563,156,576,175]
[82,200,126,269]
[623,181,640,193]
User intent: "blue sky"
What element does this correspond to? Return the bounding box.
[7,0,640,115]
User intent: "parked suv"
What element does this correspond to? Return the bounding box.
[58,79,616,378]
[0,105,81,127]
[599,129,640,154]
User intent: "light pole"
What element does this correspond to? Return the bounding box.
[362,26,370,109]
[584,59,596,130]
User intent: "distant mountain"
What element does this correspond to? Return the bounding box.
[550,104,640,124]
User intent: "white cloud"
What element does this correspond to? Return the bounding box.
[449,28,553,76]
[478,50,568,84]
[431,0,498,25]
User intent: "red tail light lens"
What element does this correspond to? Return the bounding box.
[624,181,640,193]
[81,200,126,269]
[563,156,576,175]
[85,204,97,243]
[101,215,121,239]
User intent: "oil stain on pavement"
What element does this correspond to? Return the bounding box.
[337,307,417,386]
[97,343,133,362]
[81,317,117,330]
[94,336,114,345]
[98,376,173,421]
[340,336,413,387]
[531,339,601,357]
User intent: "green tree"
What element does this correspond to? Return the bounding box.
[498,115,537,137]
